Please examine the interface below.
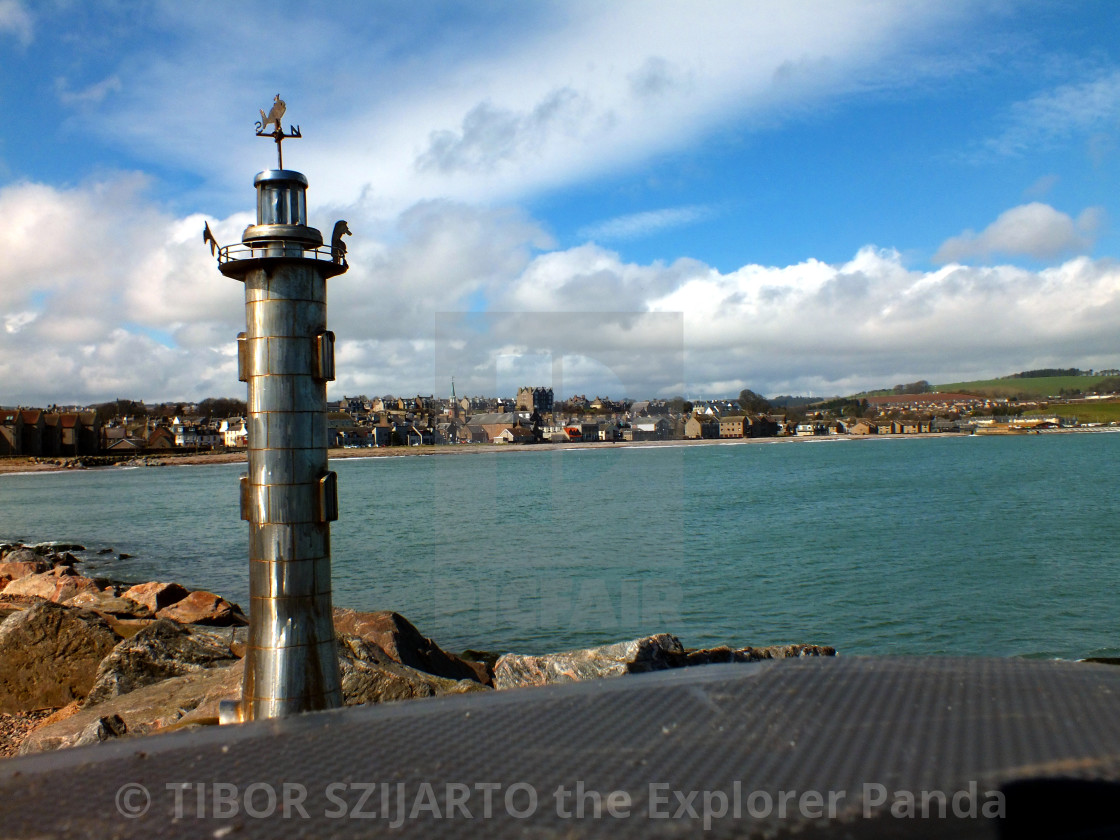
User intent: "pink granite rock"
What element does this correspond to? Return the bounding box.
[121,581,190,613]
[2,570,101,603]
[333,608,490,685]
[156,591,246,626]
[0,559,50,584]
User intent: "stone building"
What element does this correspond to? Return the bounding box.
[515,386,554,414]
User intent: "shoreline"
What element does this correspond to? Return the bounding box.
[0,431,985,474]
[3,426,1112,476]
[0,539,836,756]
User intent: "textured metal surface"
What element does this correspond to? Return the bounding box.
[3,657,1120,838]
[216,168,345,722]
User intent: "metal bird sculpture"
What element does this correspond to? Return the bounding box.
[260,94,286,134]
[331,220,352,265]
[203,221,220,257]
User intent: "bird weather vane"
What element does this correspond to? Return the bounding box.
[255,94,301,169]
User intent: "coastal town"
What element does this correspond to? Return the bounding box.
[3,378,1118,461]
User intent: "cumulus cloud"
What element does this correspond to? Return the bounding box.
[425,243,1120,400]
[0,176,244,405]
[4,179,1119,407]
[933,203,1105,264]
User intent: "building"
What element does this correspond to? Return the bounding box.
[685,415,720,439]
[515,387,554,414]
[719,415,749,438]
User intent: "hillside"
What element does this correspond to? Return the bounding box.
[1023,401,1120,424]
[933,375,1116,399]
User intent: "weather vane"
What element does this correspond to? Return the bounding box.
[255,94,301,169]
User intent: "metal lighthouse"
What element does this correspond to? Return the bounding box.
[205,96,351,722]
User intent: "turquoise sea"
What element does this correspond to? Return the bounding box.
[1,433,1118,660]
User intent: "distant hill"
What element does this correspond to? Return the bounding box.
[852,368,1120,401]
[933,375,1119,399]
[769,395,835,408]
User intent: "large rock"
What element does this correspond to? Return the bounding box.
[337,635,489,705]
[494,637,838,689]
[0,593,45,624]
[21,662,243,753]
[0,601,119,713]
[494,634,686,689]
[0,558,50,587]
[121,581,189,613]
[84,619,240,707]
[29,542,85,555]
[333,609,489,685]
[64,590,152,618]
[155,590,247,626]
[2,569,101,603]
[0,547,41,566]
[21,634,494,753]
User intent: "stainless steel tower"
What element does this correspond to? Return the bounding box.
[208,100,350,722]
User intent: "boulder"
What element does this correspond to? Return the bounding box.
[121,581,189,613]
[21,663,243,753]
[29,542,85,554]
[84,619,240,707]
[0,601,119,714]
[155,590,247,626]
[337,635,489,705]
[0,593,46,623]
[494,634,686,689]
[2,569,101,603]
[1,547,40,565]
[333,608,489,685]
[64,591,152,619]
[0,558,50,584]
[493,637,837,689]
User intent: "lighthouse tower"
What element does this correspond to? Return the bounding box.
[207,98,350,722]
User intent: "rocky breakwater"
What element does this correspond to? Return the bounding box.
[0,541,835,756]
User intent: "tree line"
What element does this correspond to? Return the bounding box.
[93,397,247,425]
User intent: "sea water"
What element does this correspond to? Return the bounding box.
[1,433,1117,660]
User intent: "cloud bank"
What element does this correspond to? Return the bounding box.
[2,178,1117,406]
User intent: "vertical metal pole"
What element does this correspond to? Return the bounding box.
[232,262,341,720]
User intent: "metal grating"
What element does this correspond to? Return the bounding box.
[2,656,1119,838]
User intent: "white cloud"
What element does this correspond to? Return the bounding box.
[55,75,122,107]
[60,0,982,214]
[4,177,1120,407]
[1023,174,1059,199]
[340,238,1120,399]
[933,203,1104,264]
[578,205,716,242]
[0,0,31,45]
[985,69,1120,157]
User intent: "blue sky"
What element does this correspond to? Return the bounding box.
[2,0,1119,404]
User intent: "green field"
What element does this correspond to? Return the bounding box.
[933,375,1115,399]
[1023,401,1120,424]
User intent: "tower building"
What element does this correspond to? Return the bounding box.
[206,98,351,722]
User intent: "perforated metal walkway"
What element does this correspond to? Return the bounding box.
[3,657,1119,838]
